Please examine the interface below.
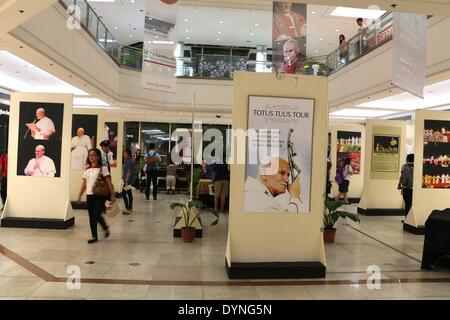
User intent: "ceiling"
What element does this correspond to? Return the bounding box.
[88,0,369,56]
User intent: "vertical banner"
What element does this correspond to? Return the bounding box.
[141,0,178,93]
[104,122,118,168]
[392,13,427,98]
[17,102,63,177]
[272,1,307,74]
[422,120,450,189]
[244,96,314,214]
[336,131,361,175]
[71,115,98,170]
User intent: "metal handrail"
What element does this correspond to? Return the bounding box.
[59,0,395,78]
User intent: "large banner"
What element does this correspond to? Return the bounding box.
[272,1,307,74]
[141,1,178,93]
[392,13,427,98]
[422,120,450,189]
[17,102,63,177]
[71,114,97,170]
[372,135,400,172]
[336,131,361,175]
[244,96,313,213]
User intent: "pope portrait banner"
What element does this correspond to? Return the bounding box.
[272,1,307,74]
[244,95,313,214]
[17,101,64,177]
[71,114,98,170]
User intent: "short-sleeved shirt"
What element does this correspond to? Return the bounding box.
[400,163,414,189]
[122,159,136,185]
[145,150,161,171]
[344,164,353,181]
[166,164,177,176]
[83,166,110,195]
[0,154,7,177]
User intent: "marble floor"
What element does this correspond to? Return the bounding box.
[0,192,449,300]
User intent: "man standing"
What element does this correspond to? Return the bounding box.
[279,39,305,74]
[24,145,56,177]
[145,143,161,200]
[27,108,56,140]
[398,153,414,219]
[356,18,367,51]
[100,140,111,172]
[0,151,7,208]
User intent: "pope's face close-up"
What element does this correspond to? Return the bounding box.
[36,109,44,120]
[283,42,298,63]
[263,159,291,196]
[77,128,84,137]
[35,147,45,158]
[277,3,292,14]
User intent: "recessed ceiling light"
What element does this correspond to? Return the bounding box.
[312,11,316,14]
[254,23,259,26]
[320,38,323,41]
[331,7,386,19]
[250,33,254,36]
[129,34,133,37]
[130,0,135,3]
[186,36,190,40]
[184,19,189,22]
[114,26,118,30]
[335,29,340,32]
[217,31,222,34]
[155,35,159,38]
[315,50,319,53]
[217,38,220,41]
[185,29,189,33]
[219,20,223,24]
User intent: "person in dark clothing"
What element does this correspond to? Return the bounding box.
[122,149,136,215]
[145,143,161,200]
[398,153,414,218]
[0,151,7,209]
[213,159,230,212]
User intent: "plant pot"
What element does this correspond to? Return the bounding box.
[323,228,336,243]
[181,227,196,243]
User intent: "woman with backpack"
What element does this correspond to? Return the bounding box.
[335,158,353,204]
[398,153,414,218]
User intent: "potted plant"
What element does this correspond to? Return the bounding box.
[323,200,360,243]
[170,200,219,243]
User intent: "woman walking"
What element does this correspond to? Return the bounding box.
[335,158,353,204]
[77,148,114,243]
[122,149,136,214]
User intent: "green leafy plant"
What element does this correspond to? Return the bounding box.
[170,200,219,228]
[324,200,360,229]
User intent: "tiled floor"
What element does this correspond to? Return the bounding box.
[0,192,449,300]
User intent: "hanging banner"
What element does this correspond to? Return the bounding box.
[392,13,427,98]
[272,1,307,74]
[141,0,178,93]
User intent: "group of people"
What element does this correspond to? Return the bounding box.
[338,18,368,65]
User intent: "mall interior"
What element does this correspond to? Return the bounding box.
[0,0,449,300]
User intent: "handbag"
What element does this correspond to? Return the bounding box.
[92,170,111,197]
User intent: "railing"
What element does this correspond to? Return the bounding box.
[59,0,395,78]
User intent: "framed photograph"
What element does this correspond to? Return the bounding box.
[71,114,98,170]
[372,135,400,172]
[17,101,64,177]
[336,131,361,175]
[244,95,314,213]
[422,119,450,189]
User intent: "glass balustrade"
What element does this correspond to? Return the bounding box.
[59,0,395,79]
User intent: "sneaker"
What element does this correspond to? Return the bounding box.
[87,238,98,244]
[105,229,110,238]
[122,210,131,215]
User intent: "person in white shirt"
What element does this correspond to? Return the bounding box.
[24,145,56,177]
[71,128,92,170]
[77,148,115,244]
[356,18,367,49]
[28,108,56,140]
[244,157,302,213]
[335,158,353,204]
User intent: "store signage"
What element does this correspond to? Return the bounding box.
[376,25,393,45]
[392,13,427,98]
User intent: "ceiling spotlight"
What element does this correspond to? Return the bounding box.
[336,29,339,32]
[217,38,220,41]
[185,29,189,33]
[254,23,259,26]
[114,26,118,30]
[250,33,254,36]
[129,34,133,37]
[315,50,319,53]
[155,35,159,38]
[186,36,190,40]
[312,11,316,14]
[217,31,222,34]
[130,0,135,3]
[184,19,189,22]
[219,20,223,24]
[320,38,323,41]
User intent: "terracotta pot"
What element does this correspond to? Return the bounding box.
[181,227,196,243]
[323,228,336,243]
